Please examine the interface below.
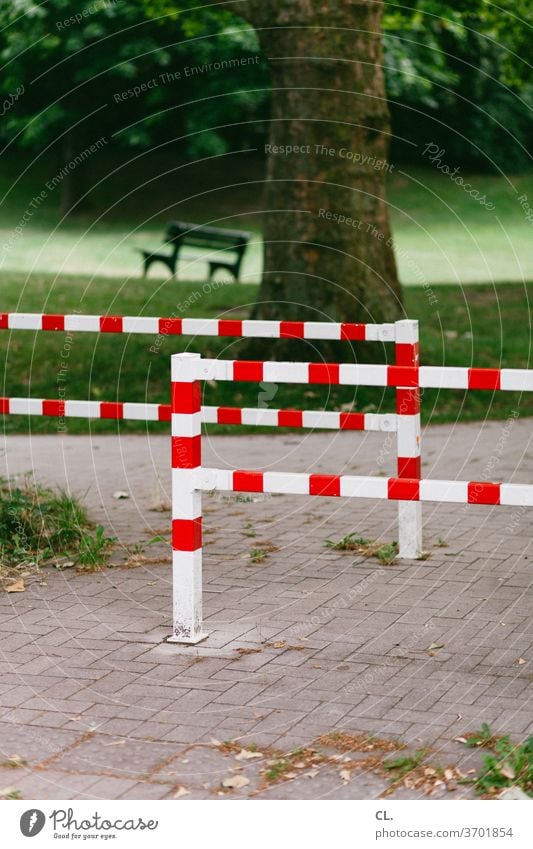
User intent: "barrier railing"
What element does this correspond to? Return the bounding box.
[169,350,532,643]
[2,312,531,644]
[0,313,420,565]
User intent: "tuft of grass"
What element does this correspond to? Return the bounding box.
[77,525,116,572]
[325,533,370,551]
[249,543,278,564]
[0,477,115,579]
[383,750,428,778]
[265,758,292,782]
[461,725,533,798]
[325,534,398,564]
[464,722,501,749]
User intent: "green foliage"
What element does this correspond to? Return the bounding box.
[77,524,116,570]
[383,750,428,777]
[0,0,269,163]
[461,727,533,796]
[383,3,533,171]
[0,476,113,569]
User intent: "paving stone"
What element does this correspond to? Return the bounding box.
[0,426,531,800]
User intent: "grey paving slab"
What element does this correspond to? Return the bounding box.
[0,424,531,799]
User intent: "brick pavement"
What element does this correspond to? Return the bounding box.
[0,419,531,799]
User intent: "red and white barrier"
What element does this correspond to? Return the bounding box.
[2,310,531,644]
[0,397,396,431]
[0,312,394,341]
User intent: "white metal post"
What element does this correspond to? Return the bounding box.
[395,320,423,558]
[168,352,207,644]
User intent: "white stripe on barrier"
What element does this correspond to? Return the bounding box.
[419,479,468,503]
[123,402,159,421]
[9,398,43,415]
[171,470,202,519]
[65,400,102,417]
[500,483,533,507]
[365,413,397,432]
[64,315,101,332]
[397,414,421,456]
[340,364,389,386]
[340,475,389,499]
[263,362,309,383]
[241,408,278,426]
[171,412,202,436]
[303,322,342,340]
[263,472,310,494]
[500,369,533,392]
[366,323,395,342]
[8,314,43,330]
[181,318,220,336]
[419,367,469,389]
[122,317,159,334]
[242,320,281,338]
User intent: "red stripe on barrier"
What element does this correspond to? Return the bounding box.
[171,382,201,413]
[388,478,420,501]
[396,388,420,415]
[340,323,366,341]
[233,470,264,492]
[172,435,201,468]
[397,456,421,479]
[278,409,303,428]
[233,361,264,382]
[0,314,8,329]
[100,402,124,419]
[218,320,243,337]
[280,321,305,339]
[340,412,365,430]
[158,404,171,421]
[468,481,501,505]
[468,369,501,391]
[395,342,419,367]
[159,318,183,335]
[217,407,242,425]
[172,517,202,551]
[309,363,340,384]
[42,314,65,331]
[309,474,341,496]
[100,316,123,333]
[42,400,65,417]
[0,398,10,413]
[388,366,419,387]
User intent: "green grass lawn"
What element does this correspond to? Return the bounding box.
[0,272,531,435]
[1,159,532,285]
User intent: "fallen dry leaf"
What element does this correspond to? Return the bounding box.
[515,657,527,666]
[235,749,263,761]
[222,775,250,790]
[113,491,129,499]
[173,786,190,799]
[339,769,351,782]
[427,642,444,651]
[6,578,25,593]
[305,769,319,779]
[444,768,455,781]
[500,763,516,780]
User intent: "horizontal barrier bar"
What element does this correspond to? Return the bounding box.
[193,467,533,506]
[0,397,396,431]
[0,313,396,342]
[173,358,533,391]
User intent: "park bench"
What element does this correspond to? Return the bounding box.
[138,220,251,282]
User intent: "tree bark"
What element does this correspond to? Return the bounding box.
[226,0,402,326]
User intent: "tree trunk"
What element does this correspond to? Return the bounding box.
[228,0,402,326]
